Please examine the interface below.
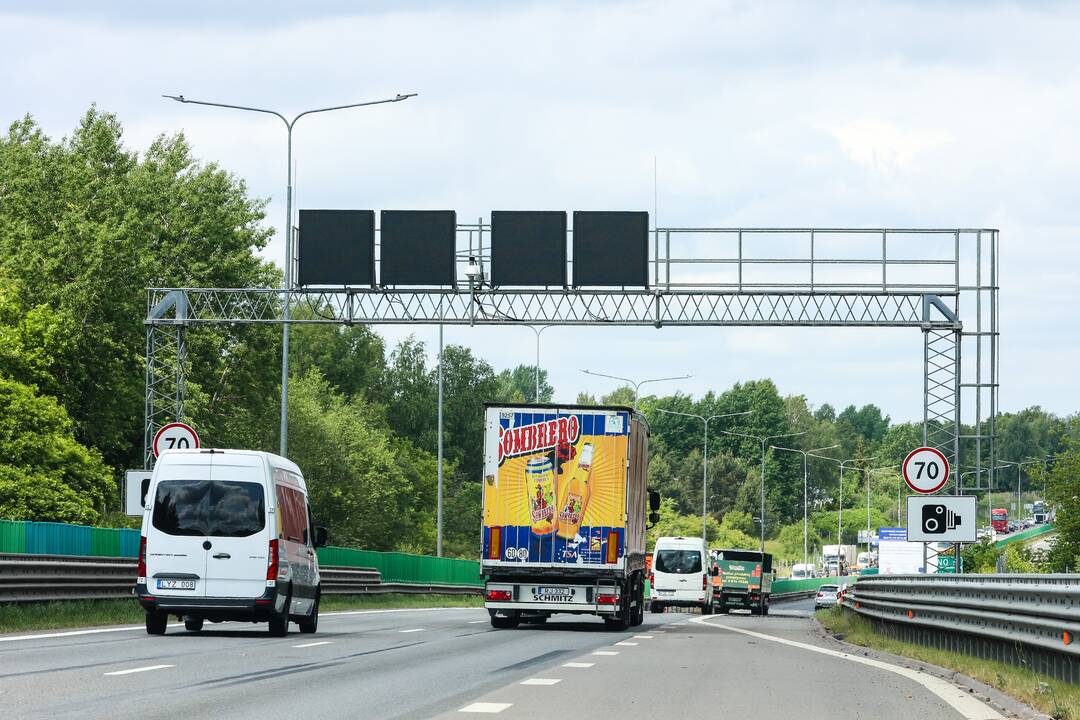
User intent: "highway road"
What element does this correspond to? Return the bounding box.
[0,597,1004,719]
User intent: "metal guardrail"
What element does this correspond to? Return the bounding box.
[0,554,481,603]
[849,574,1080,683]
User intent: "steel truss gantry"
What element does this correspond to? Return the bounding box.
[144,226,998,486]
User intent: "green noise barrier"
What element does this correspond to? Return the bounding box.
[0,519,482,587]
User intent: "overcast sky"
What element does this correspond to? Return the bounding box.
[3,0,1078,423]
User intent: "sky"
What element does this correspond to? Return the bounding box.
[3,0,1078,424]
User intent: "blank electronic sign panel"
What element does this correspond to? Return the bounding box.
[298,210,375,287]
[490,211,567,287]
[572,211,649,287]
[380,210,457,286]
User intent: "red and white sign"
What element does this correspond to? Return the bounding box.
[902,446,950,494]
[153,422,200,458]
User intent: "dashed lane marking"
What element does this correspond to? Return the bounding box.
[459,702,513,713]
[468,620,487,624]
[633,635,653,639]
[399,628,425,633]
[292,641,332,648]
[104,664,174,676]
[591,651,619,656]
[521,678,561,685]
[562,662,594,668]
[614,641,638,646]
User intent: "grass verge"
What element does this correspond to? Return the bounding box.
[817,607,1079,719]
[0,593,484,635]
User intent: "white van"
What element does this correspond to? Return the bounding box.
[136,449,327,636]
[648,536,712,614]
[790,563,815,579]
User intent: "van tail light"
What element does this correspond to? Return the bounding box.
[597,593,619,605]
[486,590,511,602]
[138,536,147,579]
[703,574,708,590]
[605,531,618,564]
[266,539,279,582]
[488,527,502,561]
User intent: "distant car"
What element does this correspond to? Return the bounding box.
[1008,521,1020,533]
[815,584,840,609]
[976,527,992,540]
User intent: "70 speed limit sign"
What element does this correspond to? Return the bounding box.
[153,422,200,458]
[902,446,950,494]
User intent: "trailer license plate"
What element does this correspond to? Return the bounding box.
[533,586,573,602]
[157,579,195,590]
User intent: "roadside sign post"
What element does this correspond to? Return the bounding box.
[901,447,965,574]
[152,421,200,459]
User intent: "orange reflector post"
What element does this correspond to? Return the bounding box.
[1065,631,1072,646]
[606,531,619,564]
[855,602,861,609]
[907,610,914,619]
[488,527,502,560]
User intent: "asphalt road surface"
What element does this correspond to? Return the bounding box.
[0,598,1004,719]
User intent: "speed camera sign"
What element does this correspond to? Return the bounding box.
[153,422,200,458]
[902,446,950,494]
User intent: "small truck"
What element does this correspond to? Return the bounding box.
[710,548,774,615]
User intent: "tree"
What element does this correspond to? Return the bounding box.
[0,376,113,524]
[495,364,554,403]
[814,403,836,423]
[1036,447,1080,572]
[0,109,278,475]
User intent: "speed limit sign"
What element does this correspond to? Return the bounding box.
[153,422,200,458]
[902,446,950,494]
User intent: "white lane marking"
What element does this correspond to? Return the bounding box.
[104,664,174,676]
[614,641,638,646]
[459,702,513,713]
[521,678,561,685]
[292,641,332,648]
[0,607,480,644]
[399,628,425,633]
[562,662,594,668]
[468,620,487,624]
[633,634,654,639]
[592,651,619,656]
[689,617,1005,720]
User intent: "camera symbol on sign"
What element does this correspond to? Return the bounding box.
[922,504,962,534]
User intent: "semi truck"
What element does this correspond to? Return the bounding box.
[481,404,659,630]
[822,544,857,576]
[710,549,774,615]
[991,508,1009,533]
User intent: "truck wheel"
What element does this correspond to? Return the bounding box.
[631,600,644,626]
[761,599,770,616]
[649,601,663,613]
[145,611,167,636]
[490,613,520,629]
[701,602,713,616]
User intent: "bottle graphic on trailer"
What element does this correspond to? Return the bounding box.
[527,457,556,535]
[556,443,594,540]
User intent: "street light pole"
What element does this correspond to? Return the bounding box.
[581,369,692,408]
[163,92,417,457]
[808,454,875,568]
[723,430,807,552]
[527,326,552,402]
[657,408,752,541]
[996,459,1042,522]
[771,444,839,572]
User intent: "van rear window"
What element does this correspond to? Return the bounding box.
[152,480,265,537]
[654,549,702,574]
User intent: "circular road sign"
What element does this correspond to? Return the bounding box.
[153,422,200,458]
[902,446,950,494]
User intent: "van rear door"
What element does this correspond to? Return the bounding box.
[204,454,272,599]
[146,459,211,598]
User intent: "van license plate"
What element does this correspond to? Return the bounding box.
[157,579,195,590]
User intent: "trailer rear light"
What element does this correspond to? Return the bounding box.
[605,532,618,564]
[488,527,502,561]
[751,594,759,601]
[486,590,512,602]
[137,536,147,580]
[266,539,279,582]
[596,593,619,605]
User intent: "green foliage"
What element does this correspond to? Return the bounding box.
[495,364,554,403]
[645,497,756,550]
[0,376,112,523]
[1038,445,1080,571]
[962,538,1003,574]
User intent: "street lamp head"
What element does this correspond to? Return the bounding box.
[395,93,418,101]
[162,94,186,103]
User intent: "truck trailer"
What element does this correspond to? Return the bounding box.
[481,404,658,630]
[822,544,857,576]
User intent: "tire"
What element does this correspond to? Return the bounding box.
[298,595,319,634]
[761,599,770,617]
[490,614,520,629]
[145,611,167,636]
[604,616,629,631]
[650,601,664,613]
[268,613,289,637]
[701,602,713,616]
[631,600,644,626]
[184,618,204,632]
